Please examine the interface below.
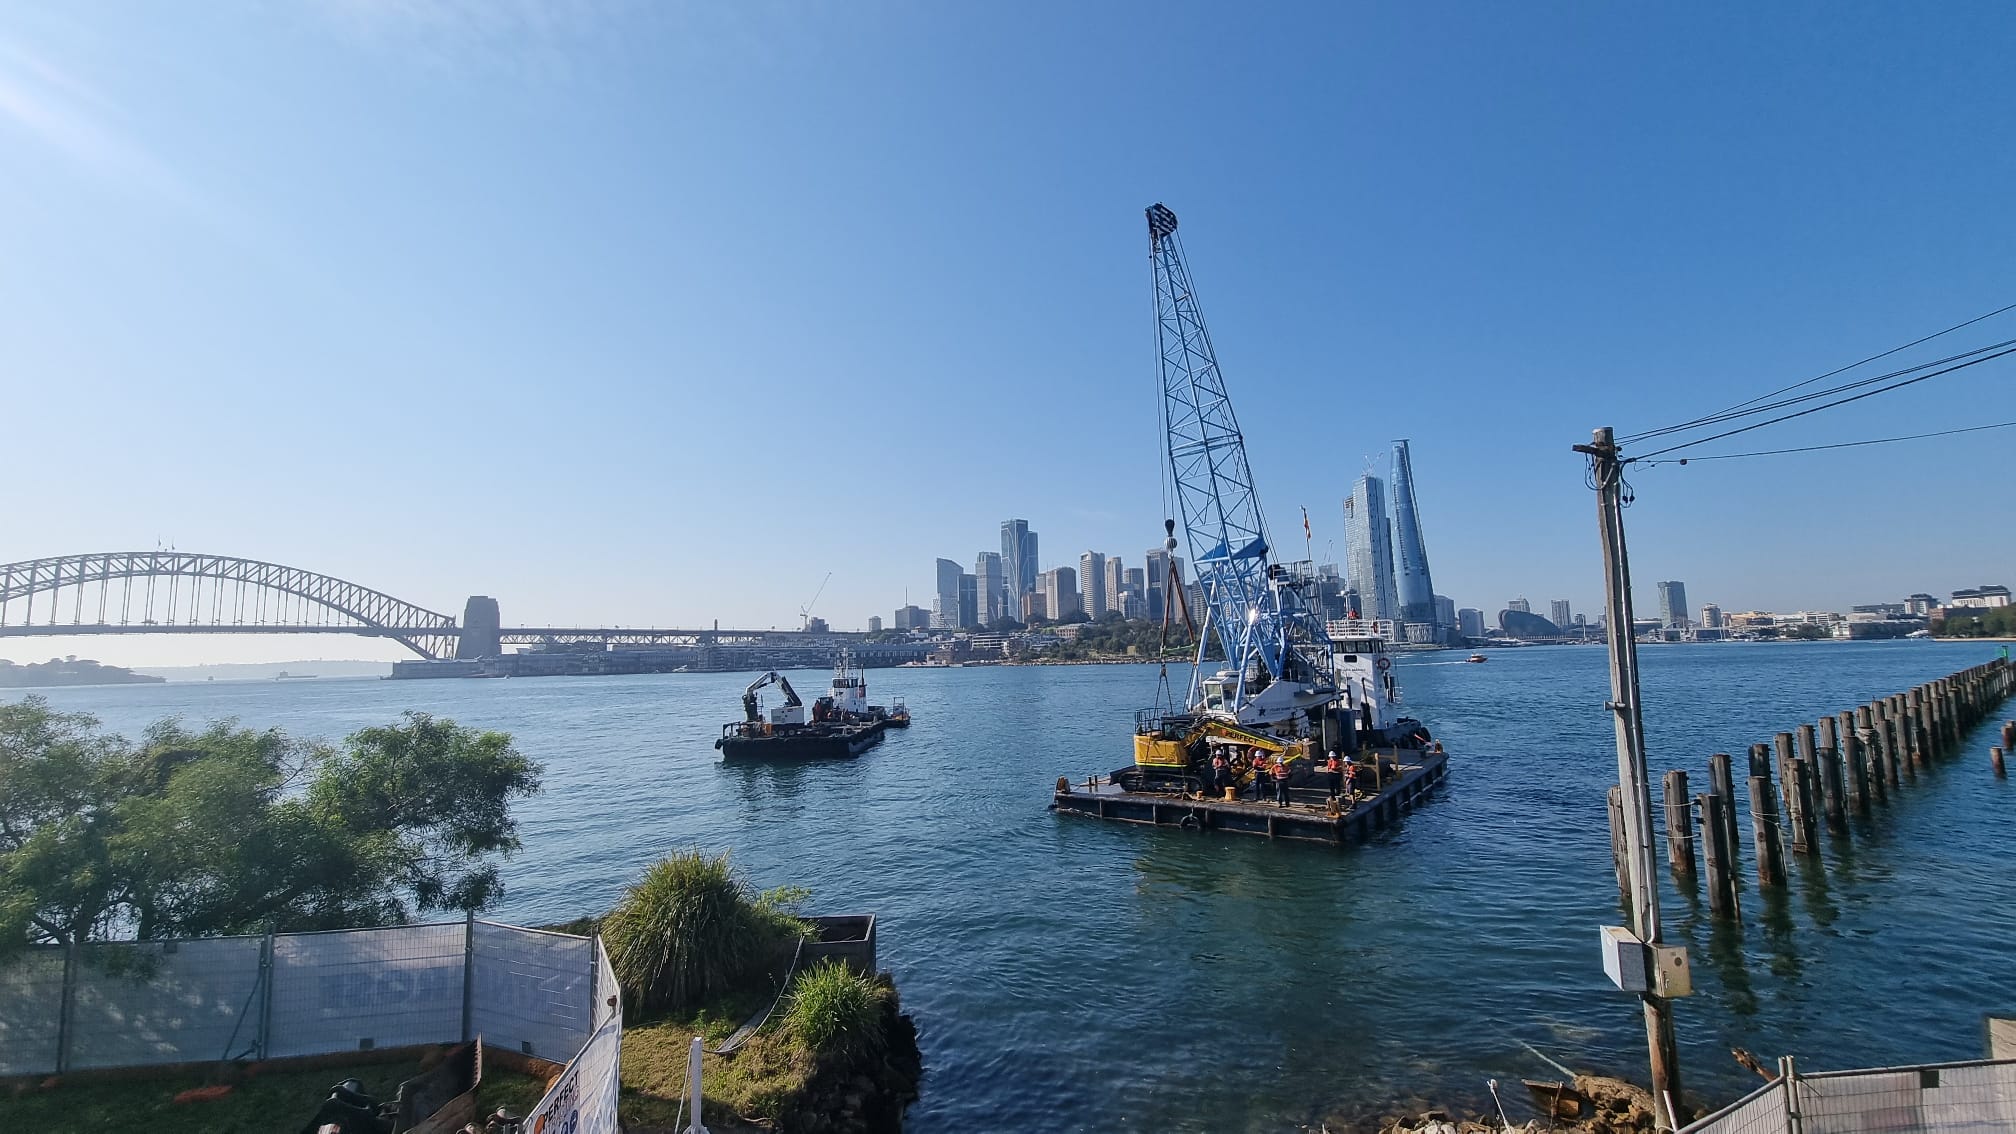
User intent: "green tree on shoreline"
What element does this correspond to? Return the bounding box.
[0,697,542,951]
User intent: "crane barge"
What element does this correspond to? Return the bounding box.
[715,651,908,762]
[1050,204,1448,844]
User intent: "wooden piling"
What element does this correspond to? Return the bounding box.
[1748,743,1772,780]
[1994,746,2006,778]
[1839,713,1868,817]
[1861,704,1891,800]
[1664,771,1695,875]
[1910,687,1932,762]
[2002,720,2013,754]
[1774,731,1798,808]
[1809,723,1845,833]
[1708,752,1739,873]
[1790,759,1818,853]
[1697,792,1737,916]
[1748,774,1785,886]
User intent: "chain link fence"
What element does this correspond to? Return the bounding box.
[0,918,597,1076]
[1685,1058,2016,1134]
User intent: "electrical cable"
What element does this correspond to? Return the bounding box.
[1620,336,2016,445]
[1619,300,2016,445]
[1627,346,2016,462]
[1637,420,2016,466]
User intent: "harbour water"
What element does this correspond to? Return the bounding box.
[18,640,2014,1130]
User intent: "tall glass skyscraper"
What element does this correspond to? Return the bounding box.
[1658,581,1690,629]
[974,552,1005,626]
[1000,520,1037,618]
[1389,440,1438,628]
[1343,475,1398,622]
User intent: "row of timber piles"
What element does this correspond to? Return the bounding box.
[1609,659,2013,917]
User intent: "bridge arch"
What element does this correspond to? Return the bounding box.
[0,552,460,659]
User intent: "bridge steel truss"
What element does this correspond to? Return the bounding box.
[0,552,461,660]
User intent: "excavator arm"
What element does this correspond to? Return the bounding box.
[741,671,804,721]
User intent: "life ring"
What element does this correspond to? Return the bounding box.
[1376,657,1392,672]
[1179,812,1200,831]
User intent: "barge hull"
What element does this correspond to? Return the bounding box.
[719,720,888,763]
[1050,747,1447,845]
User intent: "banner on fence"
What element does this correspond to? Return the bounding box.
[524,1015,622,1134]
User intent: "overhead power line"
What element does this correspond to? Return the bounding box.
[1619,300,2016,445]
[1636,419,2016,466]
[1627,344,2016,462]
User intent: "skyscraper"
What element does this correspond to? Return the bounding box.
[1041,566,1078,623]
[1700,603,1723,630]
[1343,475,1398,621]
[1389,440,1438,627]
[958,572,978,629]
[1457,608,1486,638]
[1658,581,1689,629]
[1104,557,1125,614]
[1079,552,1107,618]
[932,558,963,629]
[1433,594,1456,628]
[1143,547,1170,621]
[1000,520,1038,620]
[1550,599,1572,629]
[1122,567,1147,619]
[973,552,1005,626]
[1508,597,1531,613]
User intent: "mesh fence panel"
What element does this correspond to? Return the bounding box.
[267,923,465,1058]
[0,947,65,1076]
[591,936,620,1033]
[68,937,265,1070]
[1685,1080,1786,1134]
[1799,1062,2016,1134]
[468,922,592,1062]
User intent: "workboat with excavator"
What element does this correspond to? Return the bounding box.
[1050,204,1448,844]
[716,650,908,762]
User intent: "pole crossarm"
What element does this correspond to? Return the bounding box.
[0,552,460,659]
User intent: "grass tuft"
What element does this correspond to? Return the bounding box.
[781,960,886,1061]
[600,850,807,1013]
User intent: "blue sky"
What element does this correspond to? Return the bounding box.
[4,2,2013,664]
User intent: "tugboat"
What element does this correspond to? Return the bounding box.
[1466,654,1489,663]
[714,652,909,762]
[1049,204,1448,845]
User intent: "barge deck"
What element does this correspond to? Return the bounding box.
[1050,746,1448,845]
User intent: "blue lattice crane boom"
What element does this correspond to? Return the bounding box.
[1147,203,1335,717]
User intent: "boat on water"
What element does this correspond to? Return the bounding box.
[715,651,908,762]
[1050,204,1447,844]
[1467,654,1489,663]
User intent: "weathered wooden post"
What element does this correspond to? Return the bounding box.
[1697,792,1737,916]
[1911,687,1933,761]
[1994,746,2007,778]
[1790,759,1818,853]
[1809,722,1845,833]
[1664,771,1696,875]
[1748,774,1785,886]
[1861,705,1890,801]
[2004,720,2015,754]
[1838,710,1867,815]
[1891,697,1917,780]
[1708,752,1739,873]
[1607,784,1631,906]
[1774,731,1799,811]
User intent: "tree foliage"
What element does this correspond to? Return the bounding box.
[1937,606,2016,638]
[0,698,542,950]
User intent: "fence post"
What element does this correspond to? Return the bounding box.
[56,938,80,1074]
[1780,1055,1801,1134]
[588,932,602,1029]
[257,932,276,1060]
[462,911,476,1043]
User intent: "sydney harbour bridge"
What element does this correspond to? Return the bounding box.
[0,552,866,665]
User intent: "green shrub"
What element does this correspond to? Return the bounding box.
[782,960,886,1060]
[601,851,806,1012]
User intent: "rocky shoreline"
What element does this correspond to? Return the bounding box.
[1331,1075,1670,1134]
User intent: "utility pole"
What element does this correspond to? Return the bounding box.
[1576,426,1683,1129]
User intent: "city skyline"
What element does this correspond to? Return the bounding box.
[5,5,2013,666]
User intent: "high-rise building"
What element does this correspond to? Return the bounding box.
[959,573,978,629]
[1020,591,1046,621]
[973,552,1005,625]
[867,615,883,633]
[932,558,962,629]
[893,605,930,630]
[1700,603,1723,630]
[1508,597,1531,613]
[1550,600,1572,629]
[1079,552,1107,618]
[1104,557,1125,615]
[1657,581,1689,628]
[1123,567,1147,619]
[1041,566,1078,623]
[1343,475,1399,621]
[1433,594,1456,628]
[1457,608,1486,638]
[1389,440,1438,627]
[1143,548,1170,621]
[1000,520,1038,620]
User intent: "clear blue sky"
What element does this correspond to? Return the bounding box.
[4,2,2013,664]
